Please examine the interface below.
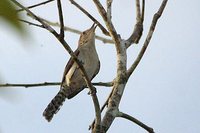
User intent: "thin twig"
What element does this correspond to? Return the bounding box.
[11,1,101,131]
[17,0,55,12]
[92,82,113,87]
[0,82,113,88]
[0,82,60,88]
[117,111,154,133]
[127,0,168,78]
[19,19,45,28]
[141,0,145,23]
[57,0,65,40]
[69,0,110,36]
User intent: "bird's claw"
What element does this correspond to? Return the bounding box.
[88,87,97,95]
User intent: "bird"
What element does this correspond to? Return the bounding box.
[43,24,100,122]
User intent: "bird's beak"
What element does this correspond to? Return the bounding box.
[90,23,97,31]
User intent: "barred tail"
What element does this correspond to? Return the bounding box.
[43,88,67,122]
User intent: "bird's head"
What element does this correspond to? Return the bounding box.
[78,23,97,46]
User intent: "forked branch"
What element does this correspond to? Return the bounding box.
[127,0,168,78]
[126,0,145,48]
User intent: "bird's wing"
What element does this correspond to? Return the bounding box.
[91,60,100,80]
[61,50,80,85]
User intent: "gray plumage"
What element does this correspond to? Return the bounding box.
[43,24,100,122]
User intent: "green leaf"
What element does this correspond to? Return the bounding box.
[0,0,25,34]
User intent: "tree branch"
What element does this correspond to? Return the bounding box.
[0,82,60,88]
[126,0,144,48]
[117,111,154,133]
[127,0,168,78]
[57,0,65,40]
[0,82,113,88]
[136,0,141,18]
[11,1,101,131]
[19,19,45,28]
[93,1,129,132]
[69,0,110,36]
[141,0,145,23]
[93,0,121,53]
[106,0,113,20]
[17,0,55,12]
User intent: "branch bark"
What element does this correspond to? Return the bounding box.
[92,1,128,132]
[0,82,113,88]
[117,111,154,133]
[126,0,145,48]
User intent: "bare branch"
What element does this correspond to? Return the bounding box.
[69,0,110,36]
[127,0,168,78]
[57,0,65,40]
[11,0,101,131]
[19,19,45,28]
[126,0,144,48]
[92,82,113,87]
[93,0,121,53]
[0,82,60,88]
[93,1,129,132]
[117,111,154,133]
[106,0,113,20]
[0,82,113,88]
[136,0,141,19]
[17,0,55,12]
[141,0,145,23]
[93,0,107,21]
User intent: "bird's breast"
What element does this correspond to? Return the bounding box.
[65,46,99,86]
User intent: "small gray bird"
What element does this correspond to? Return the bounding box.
[43,24,100,122]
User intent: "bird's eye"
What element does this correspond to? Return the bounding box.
[83,32,86,35]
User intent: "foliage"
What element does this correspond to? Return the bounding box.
[0,0,24,33]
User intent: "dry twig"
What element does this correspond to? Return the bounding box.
[0,82,113,88]
[117,112,154,133]
[69,0,110,36]
[17,0,55,12]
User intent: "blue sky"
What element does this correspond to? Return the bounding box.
[0,0,200,133]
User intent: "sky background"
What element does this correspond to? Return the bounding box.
[0,0,200,133]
